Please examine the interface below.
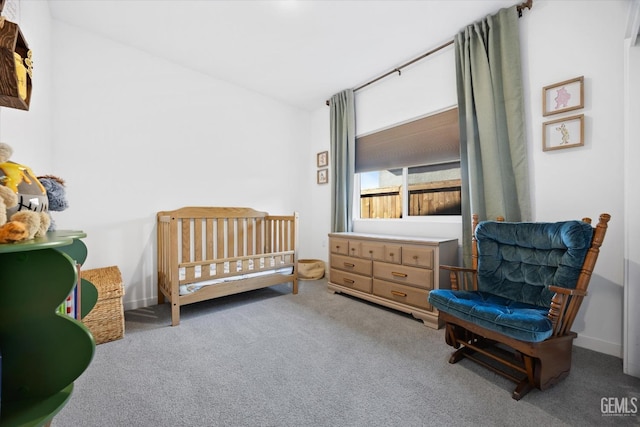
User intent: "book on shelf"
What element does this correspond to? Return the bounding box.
[58,285,78,320]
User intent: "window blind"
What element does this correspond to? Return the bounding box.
[355,107,460,173]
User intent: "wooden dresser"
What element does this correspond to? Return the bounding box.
[327,232,458,329]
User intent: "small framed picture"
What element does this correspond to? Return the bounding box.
[542,114,584,152]
[317,168,328,184]
[542,76,584,116]
[317,151,328,168]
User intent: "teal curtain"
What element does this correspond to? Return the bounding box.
[456,5,531,266]
[329,89,355,232]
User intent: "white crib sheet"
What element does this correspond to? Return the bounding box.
[179,267,294,295]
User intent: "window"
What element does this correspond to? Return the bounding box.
[356,107,461,219]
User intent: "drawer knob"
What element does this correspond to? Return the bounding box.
[391,272,408,278]
[343,278,355,284]
[344,262,355,268]
[391,290,407,297]
[389,253,394,256]
[413,255,418,260]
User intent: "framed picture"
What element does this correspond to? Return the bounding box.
[542,114,584,151]
[542,76,584,116]
[317,168,328,184]
[317,151,328,168]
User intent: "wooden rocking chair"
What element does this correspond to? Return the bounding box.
[428,213,610,400]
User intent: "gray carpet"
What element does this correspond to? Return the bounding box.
[53,279,640,427]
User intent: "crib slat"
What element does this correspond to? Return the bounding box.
[266,221,276,253]
[247,218,255,256]
[217,218,225,259]
[229,218,235,258]
[238,218,245,257]
[282,219,287,252]
[194,218,203,262]
[206,218,214,261]
[257,218,264,254]
[181,219,191,263]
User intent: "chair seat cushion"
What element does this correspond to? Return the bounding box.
[428,289,552,342]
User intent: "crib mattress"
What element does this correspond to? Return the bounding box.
[179,267,294,295]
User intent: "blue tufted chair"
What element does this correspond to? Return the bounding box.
[428,213,610,400]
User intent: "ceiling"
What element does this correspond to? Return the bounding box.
[48,0,522,111]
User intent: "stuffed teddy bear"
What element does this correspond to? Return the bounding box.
[38,175,68,231]
[0,142,51,243]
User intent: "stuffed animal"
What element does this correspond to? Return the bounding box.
[10,210,50,240]
[38,175,68,231]
[0,185,29,243]
[0,142,51,243]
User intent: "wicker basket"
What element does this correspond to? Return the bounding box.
[297,259,325,280]
[81,266,125,344]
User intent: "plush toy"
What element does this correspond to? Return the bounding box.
[0,142,51,243]
[38,175,68,231]
[0,185,29,243]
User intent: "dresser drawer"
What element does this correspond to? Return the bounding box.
[330,254,372,276]
[330,269,372,293]
[402,245,434,269]
[373,279,433,311]
[373,262,433,289]
[360,241,385,261]
[330,238,349,255]
[347,240,362,258]
[384,244,401,264]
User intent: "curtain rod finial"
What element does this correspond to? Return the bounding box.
[517,0,533,17]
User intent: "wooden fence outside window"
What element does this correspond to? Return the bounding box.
[360,179,461,218]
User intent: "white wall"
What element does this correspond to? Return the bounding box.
[522,0,627,357]
[308,0,631,359]
[623,0,640,377]
[303,106,331,261]
[49,22,310,310]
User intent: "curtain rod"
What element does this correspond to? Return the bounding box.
[325,0,532,106]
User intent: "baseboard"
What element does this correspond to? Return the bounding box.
[124,297,157,312]
[574,334,622,358]
[624,360,640,378]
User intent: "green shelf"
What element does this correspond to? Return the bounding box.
[80,278,98,318]
[0,384,73,427]
[0,230,86,254]
[55,237,88,265]
[0,231,95,426]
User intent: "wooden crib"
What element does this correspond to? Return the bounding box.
[157,207,298,326]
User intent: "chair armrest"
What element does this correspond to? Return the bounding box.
[440,265,476,273]
[548,285,587,297]
[547,286,588,336]
[440,265,478,291]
